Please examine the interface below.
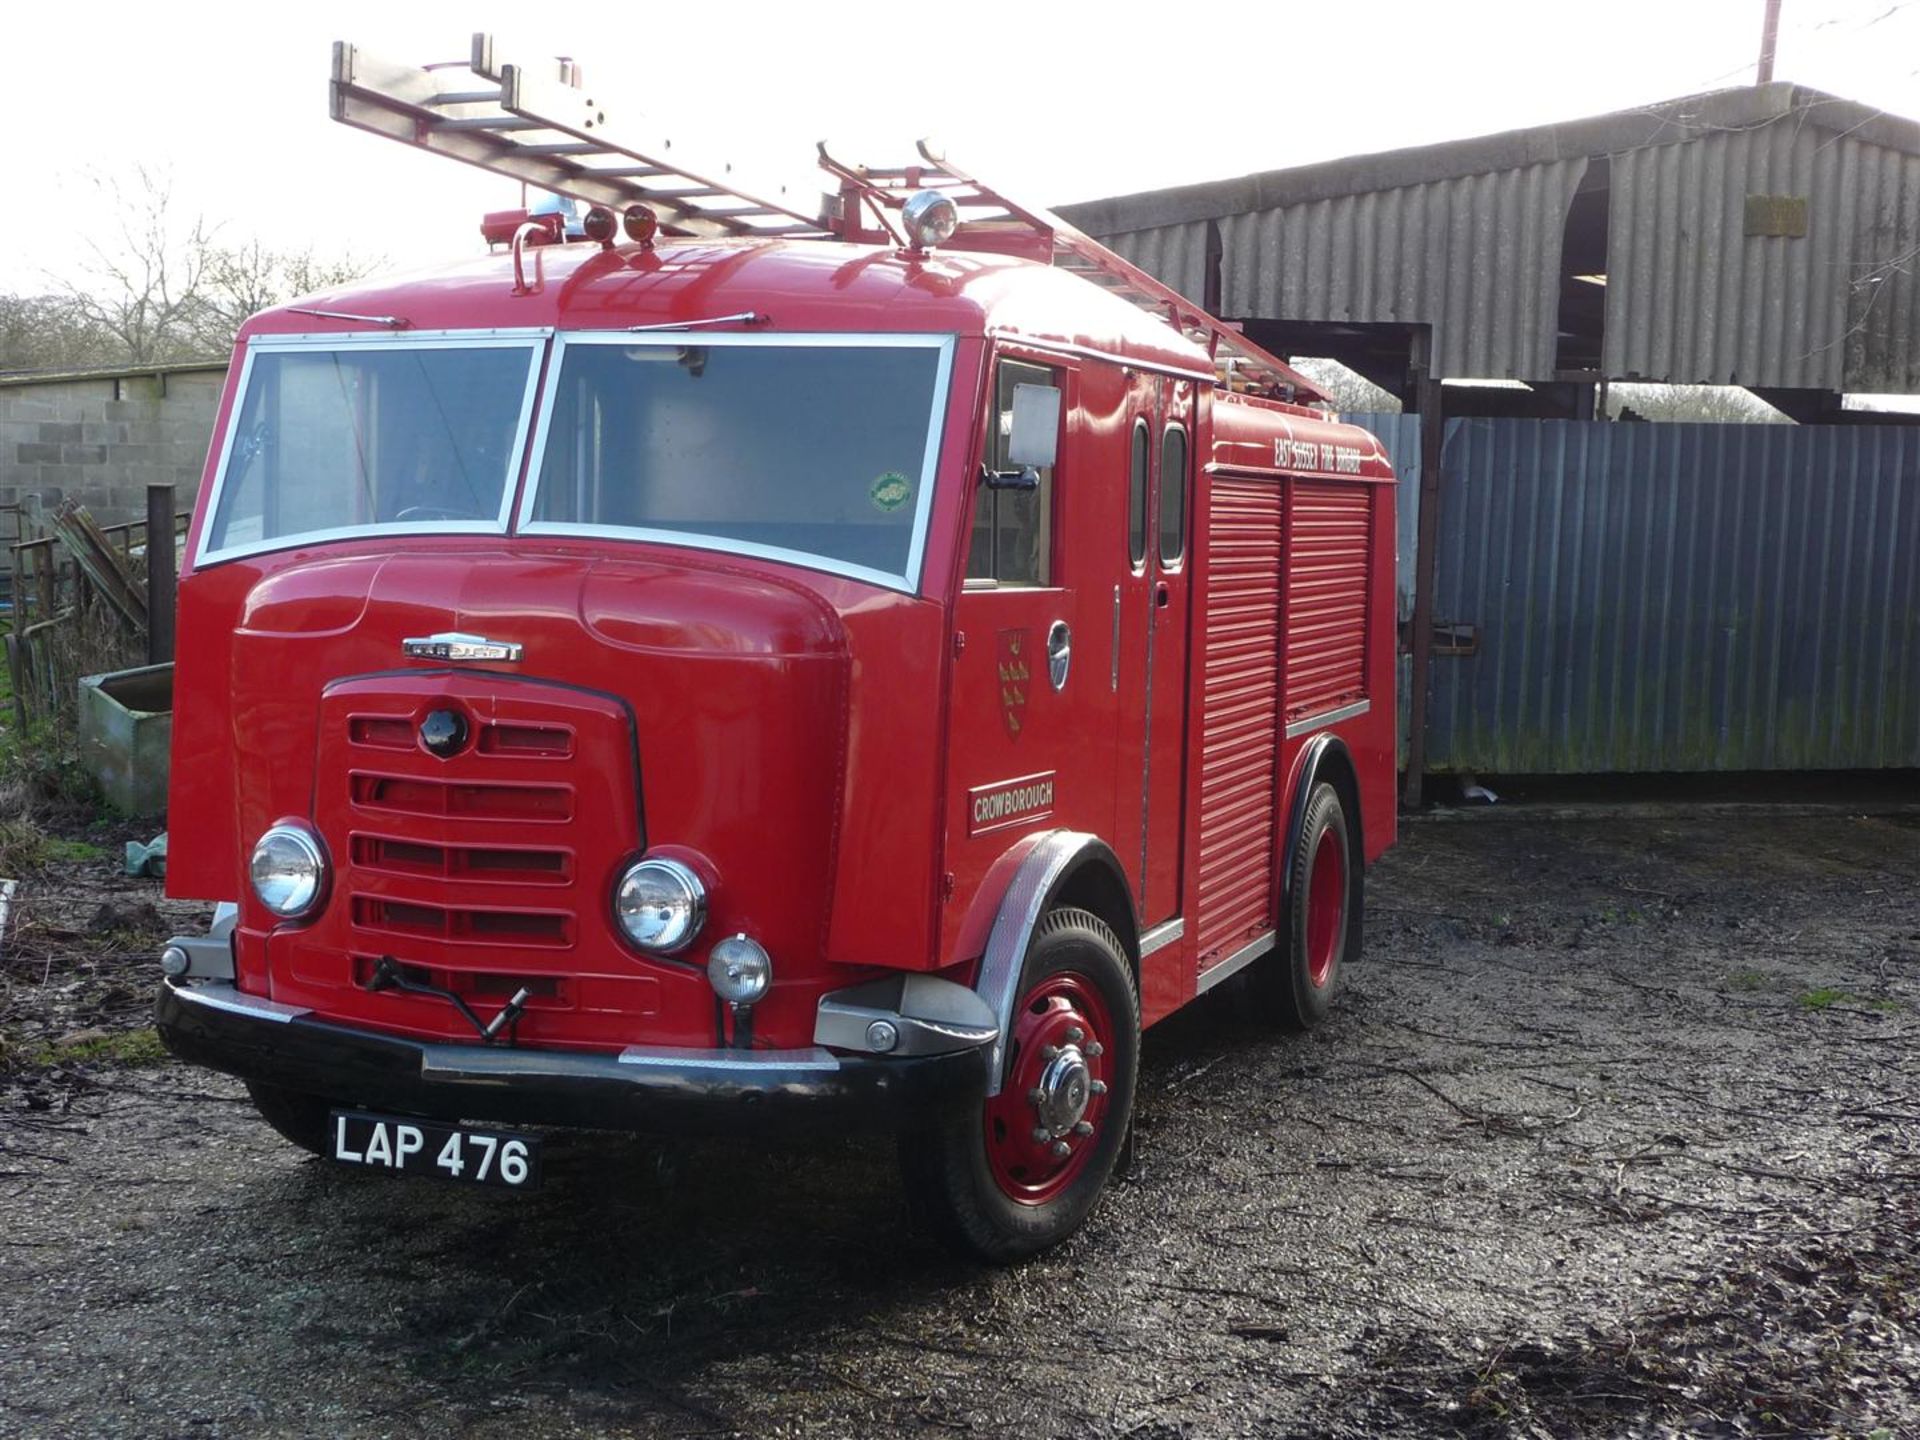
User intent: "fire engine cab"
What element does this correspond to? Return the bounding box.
[154,36,1398,1260]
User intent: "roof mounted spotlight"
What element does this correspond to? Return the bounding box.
[623,204,659,247]
[582,205,618,249]
[900,190,959,253]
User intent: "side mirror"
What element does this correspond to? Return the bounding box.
[1007,383,1061,469]
[982,382,1060,491]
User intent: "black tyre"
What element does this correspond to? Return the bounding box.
[899,906,1139,1263]
[245,1080,333,1157]
[1255,781,1357,1031]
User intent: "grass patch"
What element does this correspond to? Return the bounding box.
[1797,988,1904,1013]
[39,837,107,863]
[1724,969,1770,992]
[35,1027,170,1068]
[0,820,109,873]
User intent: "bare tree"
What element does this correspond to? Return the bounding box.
[1290,357,1402,414]
[19,166,381,370]
[1607,383,1790,424]
[0,294,124,373]
[57,166,217,365]
[189,240,382,355]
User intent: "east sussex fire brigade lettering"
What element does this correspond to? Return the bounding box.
[1274,437,1366,474]
[968,772,1058,835]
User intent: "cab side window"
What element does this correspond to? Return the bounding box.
[1128,420,1150,569]
[966,359,1057,586]
[1159,425,1188,566]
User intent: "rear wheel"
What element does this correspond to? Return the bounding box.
[1255,781,1357,1031]
[899,906,1139,1263]
[245,1080,333,1157]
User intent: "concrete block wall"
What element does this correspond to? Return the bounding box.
[1,364,227,526]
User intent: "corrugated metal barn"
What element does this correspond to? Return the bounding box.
[1061,83,1920,795]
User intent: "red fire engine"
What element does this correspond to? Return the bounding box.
[154,36,1397,1260]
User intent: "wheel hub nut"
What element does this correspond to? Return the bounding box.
[1029,1044,1093,1137]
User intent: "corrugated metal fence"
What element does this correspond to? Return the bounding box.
[1352,414,1920,773]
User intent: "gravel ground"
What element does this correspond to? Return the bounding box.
[2,806,1917,1439]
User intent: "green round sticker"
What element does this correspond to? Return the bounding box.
[870,471,912,513]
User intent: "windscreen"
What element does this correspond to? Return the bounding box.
[202,342,538,559]
[524,338,948,587]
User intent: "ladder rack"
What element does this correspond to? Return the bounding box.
[330,37,829,240]
[330,35,1323,402]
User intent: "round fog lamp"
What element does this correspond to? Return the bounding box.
[707,934,772,1006]
[615,858,707,954]
[249,823,326,918]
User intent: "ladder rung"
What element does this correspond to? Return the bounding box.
[437,115,542,132]
[517,142,603,156]
[594,166,670,179]
[425,90,501,106]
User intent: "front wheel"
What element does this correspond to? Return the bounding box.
[1254,781,1358,1031]
[899,906,1139,1263]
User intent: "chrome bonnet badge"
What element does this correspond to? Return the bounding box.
[402,632,524,663]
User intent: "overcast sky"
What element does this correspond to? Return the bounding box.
[3,0,1916,290]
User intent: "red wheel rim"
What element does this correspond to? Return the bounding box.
[1305,828,1346,988]
[983,972,1114,1206]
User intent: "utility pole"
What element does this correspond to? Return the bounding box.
[1756,0,1782,84]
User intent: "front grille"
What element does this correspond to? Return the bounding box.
[349,835,571,885]
[351,896,572,947]
[349,772,574,821]
[305,675,645,1008]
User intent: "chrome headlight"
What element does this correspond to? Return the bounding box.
[614,857,707,954]
[249,823,327,918]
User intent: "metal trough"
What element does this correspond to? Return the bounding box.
[78,663,173,816]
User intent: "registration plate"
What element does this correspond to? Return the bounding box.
[328,1110,541,1189]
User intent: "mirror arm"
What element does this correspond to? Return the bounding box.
[979,462,1042,492]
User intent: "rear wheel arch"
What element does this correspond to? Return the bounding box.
[1283,735,1365,958]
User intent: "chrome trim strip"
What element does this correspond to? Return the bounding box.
[1139,918,1185,958]
[168,982,310,1024]
[516,331,955,597]
[612,1045,840,1072]
[194,331,551,568]
[1196,930,1276,993]
[974,830,1105,1097]
[1285,699,1371,740]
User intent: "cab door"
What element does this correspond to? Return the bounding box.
[945,354,1078,934]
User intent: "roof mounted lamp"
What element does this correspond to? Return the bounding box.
[582,205,618,250]
[900,189,959,253]
[623,205,659,247]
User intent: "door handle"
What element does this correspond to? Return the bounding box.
[1154,582,1171,609]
